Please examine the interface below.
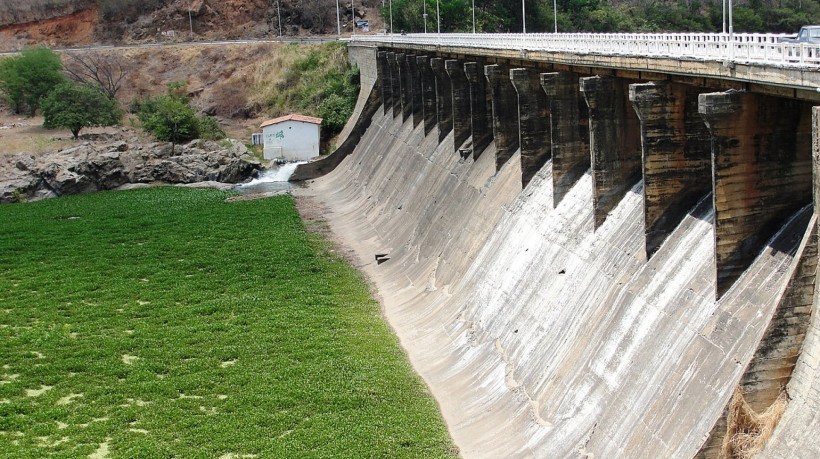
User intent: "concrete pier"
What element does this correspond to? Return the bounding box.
[408,55,423,128]
[581,75,642,229]
[511,68,551,188]
[430,58,453,142]
[399,53,413,121]
[465,61,493,159]
[485,64,520,170]
[388,52,402,118]
[540,71,590,207]
[699,91,813,298]
[446,59,472,153]
[417,56,437,136]
[377,51,392,113]
[630,81,711,258]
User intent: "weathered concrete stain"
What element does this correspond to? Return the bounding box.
[699,91,813,299]
[540,71,590,208]
[630,81,711,258]
[430,57,453,142]
[511,67,550,189]
[581,75,643,229]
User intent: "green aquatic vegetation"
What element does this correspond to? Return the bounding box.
[0,188,458,458]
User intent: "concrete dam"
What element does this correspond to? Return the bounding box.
[293,34,820,457]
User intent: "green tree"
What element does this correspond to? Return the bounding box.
[0,47,65,116]
[41,82,123,139]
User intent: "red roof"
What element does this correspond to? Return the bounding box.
[260,114,323,128]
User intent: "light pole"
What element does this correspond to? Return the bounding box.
[472,0,476,33]
[352,0,356,35]
[390,0,394,34]
[336,0,342,35]
[553,0,557,33]
[423,0,428,33]
[728,0,734,59]
[437,0,440,34]
[722,0,726,34]
[522,0,526,33]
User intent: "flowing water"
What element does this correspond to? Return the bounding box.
[235,162,304,194]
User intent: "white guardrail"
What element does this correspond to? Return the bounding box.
[349,32,820,68]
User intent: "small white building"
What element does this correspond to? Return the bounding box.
[260,114,322,161]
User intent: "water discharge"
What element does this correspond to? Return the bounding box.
[235,162,304,194]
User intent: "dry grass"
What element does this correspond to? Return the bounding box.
[721,387,789,459]
[0,114,104,158]
[247,42,350,114]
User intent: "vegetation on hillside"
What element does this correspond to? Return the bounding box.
[0,187,460,458]
[0,48,65,116]
[0,46,128,139]
[384,0,820,33]
[132,82,226,150]
[250,42,360,150]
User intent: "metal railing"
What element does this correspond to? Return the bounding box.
[350,32,820,68]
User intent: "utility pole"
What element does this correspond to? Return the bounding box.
[188,0,194,39]
[336,0,342,35]
[522,0,526,33]
[277,0,282,37]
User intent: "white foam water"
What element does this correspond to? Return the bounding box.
[236,162,305,194]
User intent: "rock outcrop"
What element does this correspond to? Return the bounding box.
[1,136,261,203]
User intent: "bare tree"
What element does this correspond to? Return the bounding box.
[63,52,127,99]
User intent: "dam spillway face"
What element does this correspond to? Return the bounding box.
[296,44,820,458]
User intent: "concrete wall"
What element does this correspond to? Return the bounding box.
[337,43,378,144]
[262,121,320,161]
[295,43,820,457]
[291,43,380,181]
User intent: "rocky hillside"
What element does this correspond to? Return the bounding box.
[1,131,262,203]
[0,0,91,27]
[0,0,384,51]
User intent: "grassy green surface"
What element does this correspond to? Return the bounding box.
[0,188,458,458]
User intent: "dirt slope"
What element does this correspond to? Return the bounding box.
[0,0,385,52]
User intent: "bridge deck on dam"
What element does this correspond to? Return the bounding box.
[350,33,820,100]
[293,39,820,458]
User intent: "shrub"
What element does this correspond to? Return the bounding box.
[134,82,201,152]
[141,97,200,149]
[197,115,226,141]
